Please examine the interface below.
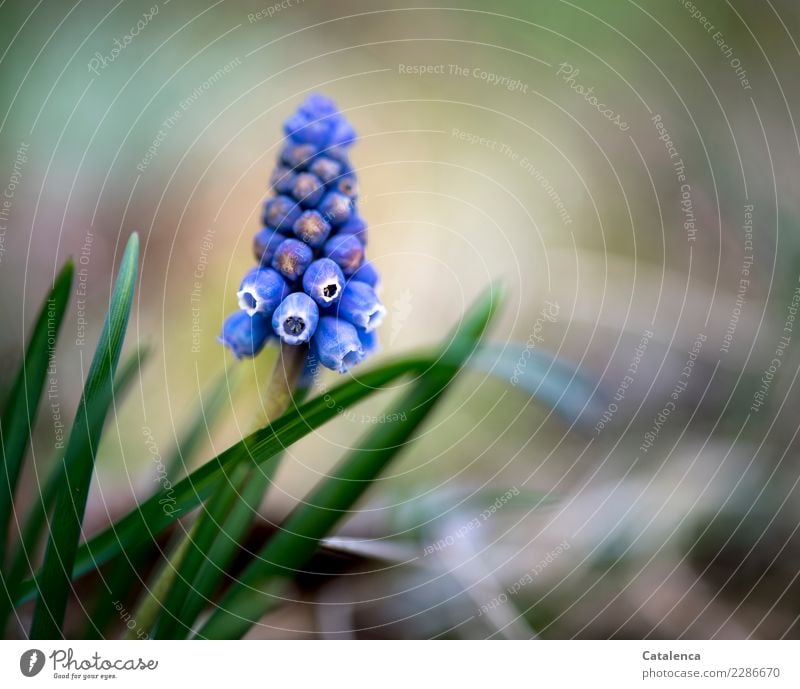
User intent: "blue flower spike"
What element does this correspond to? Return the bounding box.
[303,258,345,307]
[219,311,273,359]
[237,267,289,316]
[272,292,319,345]
[223,92,385,373]
[337,280,386,332]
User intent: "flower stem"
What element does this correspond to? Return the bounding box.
[259,342,308,426]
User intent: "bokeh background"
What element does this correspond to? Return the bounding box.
[2,0,800,638]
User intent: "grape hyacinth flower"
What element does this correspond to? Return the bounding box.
[272,292,319,345]
[272,238,313,281]
[237,267,289,316]
[220,93,385,372]
[337,280,386,332]
[218,311,273,359]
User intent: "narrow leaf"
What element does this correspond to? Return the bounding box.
[0,260,73,562]
[2,347,148,635]
[30,234,139,638]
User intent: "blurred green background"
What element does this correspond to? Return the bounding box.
[2,0,800,638]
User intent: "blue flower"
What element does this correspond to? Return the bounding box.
[281,143,317,170]
[313,317,364,373]
[219,311,273,358]
[292,210,331,247]
[223,93,385,373]
[302,258,345,307]
[292,172,325,208]
[337,214,367,244]
[337,280,386,332]
[352,260,380,288]
[357,326,378,356]
[317,191,353,227]
[262,195,302,231]
[272,291,319,345]
[284,93,356,148]
[323,234,364,275]
[270,165,296,194]
[237,267,289,316]
[334,174,358,200]
[253,228,289,266]
[272,238,313,281]
[309,156,342,184]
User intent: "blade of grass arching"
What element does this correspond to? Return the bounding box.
[30,234,139,639]
[0,260,73,563]
[1,347,148,635]
[12,353,434,606]
[197,284,503,639]
[12,335,495,609]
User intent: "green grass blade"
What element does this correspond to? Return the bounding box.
[151,461,251,639]
[30,234,139,638]
[197,284,503,639]
[0,260,73,562]
[167,461,279,639]
[1,347,148,635]
[11,353,437,607]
